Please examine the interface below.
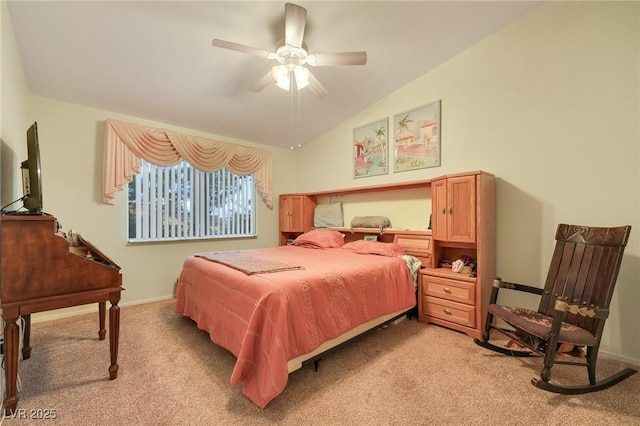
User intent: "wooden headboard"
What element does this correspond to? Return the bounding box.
[335,228,432,268]
[394,233,432,268]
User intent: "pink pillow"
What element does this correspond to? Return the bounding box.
[291,229,345,249]
[340,240,406,257]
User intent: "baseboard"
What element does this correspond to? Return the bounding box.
[29,295,175,324]
[120,295,175,308]
[599,350,640,368]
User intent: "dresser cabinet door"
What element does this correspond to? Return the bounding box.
[279,194,316,245]
[431,178,448,241]
[279,195,308,232]
[447,175,476,243]
[432,175,476,243]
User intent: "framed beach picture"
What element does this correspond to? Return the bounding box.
[353,118,389,178]
[393,100,441,172]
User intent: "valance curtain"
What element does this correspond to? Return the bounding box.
[103,119,273,208]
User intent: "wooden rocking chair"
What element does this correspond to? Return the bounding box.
[474,223,636,394]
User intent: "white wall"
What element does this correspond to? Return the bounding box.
[1,0,31,206]
[296,2,640,363]
[28,96,298,311]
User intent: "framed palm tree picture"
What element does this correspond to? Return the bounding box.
[393,100,441,172]
[353,118,389,178]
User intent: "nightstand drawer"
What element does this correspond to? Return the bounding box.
[423,296,476,327]
[422,275,475,305]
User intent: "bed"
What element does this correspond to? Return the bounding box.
[175,229,421,408]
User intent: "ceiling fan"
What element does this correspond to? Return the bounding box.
[212,2,367,98]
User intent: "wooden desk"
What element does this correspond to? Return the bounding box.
[0,214,123,415]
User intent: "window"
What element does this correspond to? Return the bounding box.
[128,160,256,242]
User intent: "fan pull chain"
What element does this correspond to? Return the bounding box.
[289,75,295,149]
[296,88,302,149]
[289,70,302,150]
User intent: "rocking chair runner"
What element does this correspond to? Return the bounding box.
[474,223,637,394]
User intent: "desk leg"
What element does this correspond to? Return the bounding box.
[21,314,32,360]
[108,298,120,380]
[3,316,20,415]
[98,301,106,340]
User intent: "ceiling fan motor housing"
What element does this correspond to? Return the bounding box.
[276,45,309,66]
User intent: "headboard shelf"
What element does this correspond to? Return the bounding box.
[304,171,487,198]
[328,227,431,236]
[306,180,430,197]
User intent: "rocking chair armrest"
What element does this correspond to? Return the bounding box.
[489,277,544,305]
[491,276,544,295]
[553,299,609,319]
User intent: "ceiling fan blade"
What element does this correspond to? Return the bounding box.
[284,3,307,48]
[307,52,367,66]
[249,71,274,93]
[307,72,327,99]
[212,39,276,59]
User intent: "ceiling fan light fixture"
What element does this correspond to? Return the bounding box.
[293,65,310,88]
[271,65,289,90]
[271,64,310,91]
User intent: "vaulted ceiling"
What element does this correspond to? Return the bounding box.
[7,1,541,149]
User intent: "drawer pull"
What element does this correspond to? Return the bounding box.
[443,309,452,315]
[443,287,452,294]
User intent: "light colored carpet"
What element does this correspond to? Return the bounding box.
[2,299,639,425]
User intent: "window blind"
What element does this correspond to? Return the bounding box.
[128,160,255,242]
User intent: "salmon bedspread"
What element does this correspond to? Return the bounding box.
[175,245,416,408]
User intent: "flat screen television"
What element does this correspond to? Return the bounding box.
[20,122,43,214]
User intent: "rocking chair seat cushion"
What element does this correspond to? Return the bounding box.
[488,304,596,347]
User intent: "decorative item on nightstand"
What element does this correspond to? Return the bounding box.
[451,255,476,275]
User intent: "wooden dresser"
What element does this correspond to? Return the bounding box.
[0,214,123,415]
[418,171,495,339]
